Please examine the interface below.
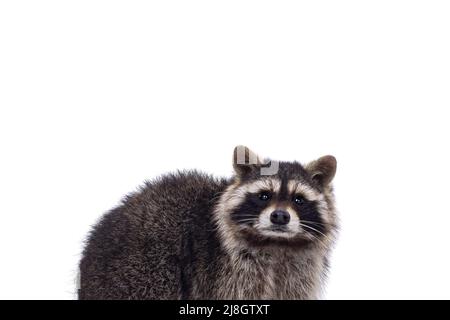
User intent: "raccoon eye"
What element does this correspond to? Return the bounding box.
[258,192,271,201]
[294,195,305,205]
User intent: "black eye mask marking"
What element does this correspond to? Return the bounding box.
[292,198,326,236]
[230,192,273,226]
[229,187,327,238]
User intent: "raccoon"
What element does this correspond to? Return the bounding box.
[78,146,338,300]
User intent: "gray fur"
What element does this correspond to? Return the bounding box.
[78,147,338,300]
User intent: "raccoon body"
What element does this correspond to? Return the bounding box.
[79,146,338,300]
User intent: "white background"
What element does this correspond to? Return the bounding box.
[1,1,449,299]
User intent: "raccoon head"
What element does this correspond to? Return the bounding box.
[214,146,338,251]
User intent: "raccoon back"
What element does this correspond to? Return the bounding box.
[78,170,228,299]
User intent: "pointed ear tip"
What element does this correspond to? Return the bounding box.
[321,155,337,165]
[233,145,255,159]
[233,146,249,167]
[233,145,248,152]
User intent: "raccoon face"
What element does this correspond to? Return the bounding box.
[215,146,338,249]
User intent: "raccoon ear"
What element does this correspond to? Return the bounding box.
[232,145,262,177]
[306,155,337,187]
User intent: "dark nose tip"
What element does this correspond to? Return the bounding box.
[270,210,290,225]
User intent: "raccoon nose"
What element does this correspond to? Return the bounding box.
[270,210,290,225]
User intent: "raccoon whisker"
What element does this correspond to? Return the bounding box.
[235,219,257,224]
[231,215,259,220]
[234,216,258,220]
[233,215,259,218]
[301,220,337,230]
[300,220,332,227]
[298,226,329,247]
[305,232,329,248]
[299,223,329,239]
